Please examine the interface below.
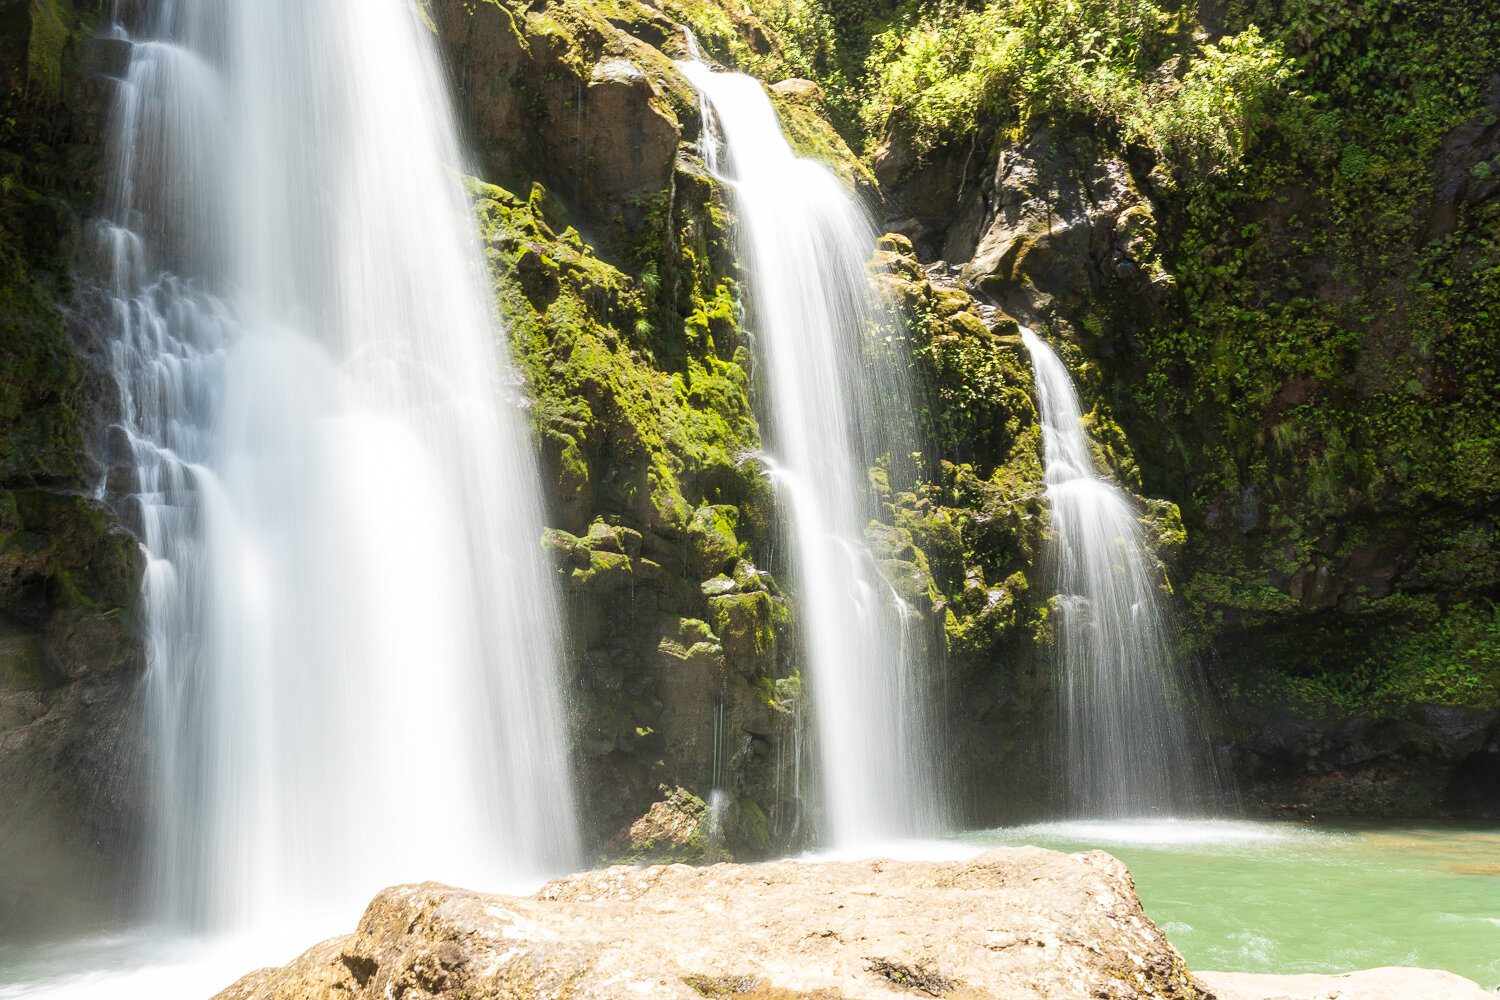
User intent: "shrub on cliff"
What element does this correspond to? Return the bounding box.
[862,0,1292,172]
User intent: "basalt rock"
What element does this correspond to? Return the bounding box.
[876,122,1170,348]
[1228,701,1500,817]
[432,0,696,265]
[213,848,1214,1000]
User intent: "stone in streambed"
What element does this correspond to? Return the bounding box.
[1196,967,1494,1000]
[212,848,1214,999]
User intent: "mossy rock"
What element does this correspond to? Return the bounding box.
[601,784,710,863]
[707,588,781,678]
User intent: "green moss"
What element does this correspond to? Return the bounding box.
[26,0,71,102]
[768,84,875,193]
[472,177,763,540]
[0,248,84,486]
[707,589,780,676]
[687,504,741,576]
[734,798,770,853]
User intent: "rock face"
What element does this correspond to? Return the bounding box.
[432,0,694,262]
[214,848,1213,1000]
[0,0,148,935]
[438,1,875,856]
[1231,702,1500,818]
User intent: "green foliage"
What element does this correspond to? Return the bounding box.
[862,0,1291,168]
[1128,0,1500,544]
[1223,599,1500,716]
[1143,27,1294,172]
[966,0,1498,722]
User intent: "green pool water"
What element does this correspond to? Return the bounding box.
[975,819,1500,990]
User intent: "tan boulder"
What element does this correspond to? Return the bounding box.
[213,848,1212,999]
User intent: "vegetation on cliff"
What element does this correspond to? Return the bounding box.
[864,1,1290,172]
[670,0,1500,810]
[443,0,1500,817]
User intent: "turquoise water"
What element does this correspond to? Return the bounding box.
[977,819,1500,990]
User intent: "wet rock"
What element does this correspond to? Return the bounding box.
[432,0,694,259]
[707,590,779,678]
[687,504,740,578]
[1231,701,1500,816]
[872,126,988,261]
[214,848,1214,1000]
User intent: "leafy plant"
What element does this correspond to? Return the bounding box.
[861,0,1292,174]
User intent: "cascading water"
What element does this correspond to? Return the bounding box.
[1020,328,1212,816]
[676,58,945,846]
[98,0,578,933]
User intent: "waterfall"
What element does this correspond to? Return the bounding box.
[1020,329,1212,816]
[676,59,946,846]
[97,0,578,931]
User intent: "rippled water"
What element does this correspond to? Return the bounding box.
[978,819,1500,989]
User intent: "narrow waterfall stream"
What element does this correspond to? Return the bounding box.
[1021,329,1214,815]
[98,0,577,934]
[676,59,946,846]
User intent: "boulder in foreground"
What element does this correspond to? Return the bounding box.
[214,847,1211,999]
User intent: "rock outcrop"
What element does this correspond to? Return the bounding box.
[214,848,1214,1000]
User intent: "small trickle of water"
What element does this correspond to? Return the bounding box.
[1020,329,1214,816]
[676,57,946,846]
[704,787,731,859]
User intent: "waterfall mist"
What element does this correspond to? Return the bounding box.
[97,0,579,932]
[677,59,947,846]
[1021,329,1215,816]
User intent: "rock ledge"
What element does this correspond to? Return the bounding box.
[214,847,1210,999]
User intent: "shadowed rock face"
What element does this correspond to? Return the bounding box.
[213,848,1213,1000]
[0,0,150,935]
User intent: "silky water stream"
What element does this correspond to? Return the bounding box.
[1020,328,1216,815]
[676,58,947,847]
[2,0,577,994]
